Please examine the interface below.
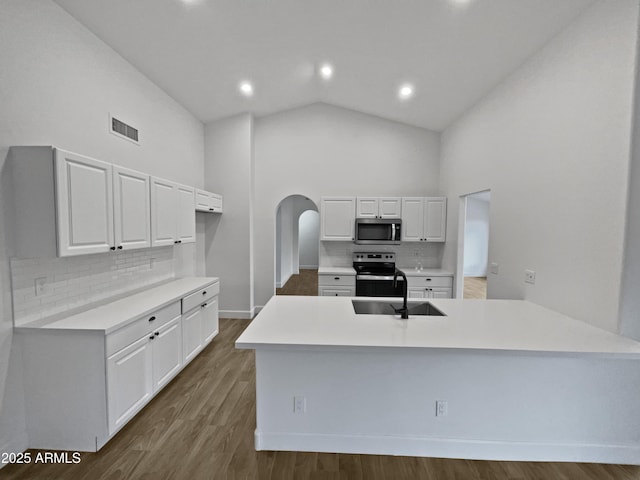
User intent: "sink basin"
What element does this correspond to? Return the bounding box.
[352,300,446,316]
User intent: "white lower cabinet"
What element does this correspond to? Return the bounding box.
[318,273,356,296]
[18,279,220,452]
[182,284,220,364]
[106,303,182,435]
[407,275,453,299]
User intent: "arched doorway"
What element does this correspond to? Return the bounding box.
[275,195,319,295]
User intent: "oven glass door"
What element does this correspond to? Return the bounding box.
[356,277,404,297]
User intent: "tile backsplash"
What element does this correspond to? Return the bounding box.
[320,242,444,270]
[10,247,175,326]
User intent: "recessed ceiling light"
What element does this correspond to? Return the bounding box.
[319,63,333,80]
[398,84,414,100]
[239,81,253,97]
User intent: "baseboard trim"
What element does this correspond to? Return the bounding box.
[0,433,29,470]
[300,265,319,270]
[254,431,640,465]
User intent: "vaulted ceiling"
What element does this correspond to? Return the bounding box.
[54,0,594,131]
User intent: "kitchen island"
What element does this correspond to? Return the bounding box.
[236,296,640,465]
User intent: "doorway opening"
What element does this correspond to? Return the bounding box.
[457,190,491,299]
[275,195,319,296]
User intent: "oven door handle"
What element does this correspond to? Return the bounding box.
[356,275,403,281]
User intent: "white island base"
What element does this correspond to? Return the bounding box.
[236,297,640,465]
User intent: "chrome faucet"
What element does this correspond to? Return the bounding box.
[393,268,409,319]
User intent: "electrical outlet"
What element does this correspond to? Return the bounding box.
[293,396,306,414]
[34,277,47,296]
[490,262,499,275]
[525,269,536,284]
[436,400,448,417]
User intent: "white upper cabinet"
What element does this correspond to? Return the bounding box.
[176,184,196,243]
[151,179,195,246]
[356,197,401,219]
[55,149,114,256]
[151,178,178,247]
[195,189,223,213]
[113,166,151,250]
[321,197,356,241]
[401,197,447,242]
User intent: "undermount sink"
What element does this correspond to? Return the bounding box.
[352,300,446,317]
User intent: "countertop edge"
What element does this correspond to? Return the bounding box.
[15,277,219,334]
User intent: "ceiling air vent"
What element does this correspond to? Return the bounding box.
[110,114,139,144]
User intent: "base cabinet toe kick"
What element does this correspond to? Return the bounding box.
[16,278,220,452]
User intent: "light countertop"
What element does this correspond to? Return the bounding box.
[318,267,453,276]
[318,267,356,275]
[15,277,218,334]
[236,296,640,358]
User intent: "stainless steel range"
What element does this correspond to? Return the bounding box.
[353,252,404,297]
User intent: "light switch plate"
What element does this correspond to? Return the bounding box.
[490,262,499,275]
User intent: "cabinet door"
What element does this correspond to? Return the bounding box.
[321,197,355,241]
[202,297,219,345]
[152,316,183,391]
[430,287,452,299]
[401,197,424,242]
[182,307,203,365]
[113,166,151,250]
[424,197,447,242]
[176,184,196,243]
[107,335,153,435]
[356,197,379,218]
[408,287,427,299]
[151,177,177,246]
[379,197,402,218]
[195,189,211,212]
[55,149,114,256]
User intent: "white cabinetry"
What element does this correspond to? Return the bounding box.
[401,197,447,242]
[196,189,223,213]
[318,273,356,296]
[113,166,151,250]
[182,283,220,365]
[321,197,356,241]
[357,197,401,218]
[9,146,153,257]
[151,178,196,246]
[18,279,220,452]
[106,301,182,435]
[407,275,453,299]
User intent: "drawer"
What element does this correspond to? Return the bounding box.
[319,286,355,297]
[406,276,453,288]
[182,281,220,313]
[107,301,181,357]
[210,194,223,212]
[318,274,355,287]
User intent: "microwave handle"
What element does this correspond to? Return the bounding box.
[391,224,396,242]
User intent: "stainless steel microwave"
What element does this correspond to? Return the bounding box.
[354,218,402,245]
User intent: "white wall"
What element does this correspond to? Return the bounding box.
[439,0,639,333]
[204,114,254,318]
[0,0,205,457]
[299,210,320,269]
[276,198,295,287]
[463,196,490,277]
[253,103,441,309]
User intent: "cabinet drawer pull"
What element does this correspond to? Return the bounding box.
[202,291,207,295]
[202,303,207,308]
[148,316,156,322]
[155,332,159,336]
[334,277,340,280]
[110,246,116,251]
[117,245,123,250]
[149,335,155,340]
[425,278,432,282]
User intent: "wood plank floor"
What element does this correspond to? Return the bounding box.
[276,269,318,296]
[4,319,640,480]
[464,276,487,299]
